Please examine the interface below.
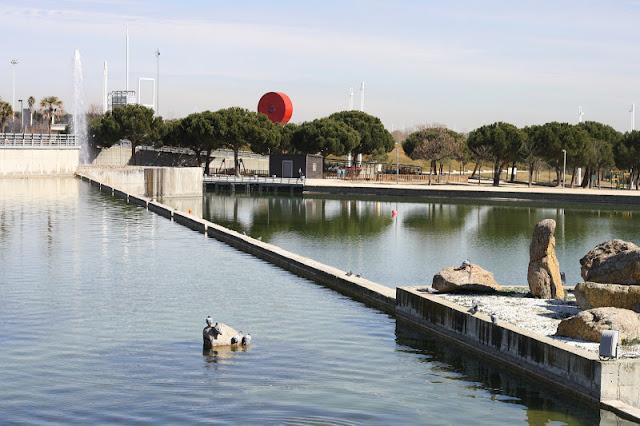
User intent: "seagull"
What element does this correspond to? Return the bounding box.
[205,316,214,326]
[242,333,252,346]
[467,300,480,315]
[490,313,498,324]
[560,272,566,285]
[346,271,353,276]
[355,274,361,278]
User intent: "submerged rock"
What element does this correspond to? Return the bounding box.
[574,282,640,312]
[527,219,565,300]
[432,264,501,293]
[203,322,240,350]
[555,307,640,344]
[580,239,640,285]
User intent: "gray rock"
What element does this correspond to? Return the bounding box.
[580,239,640,285]
[574,282,640,312]
[203,322,240,350]
[432,264,502,293]
[555,307,640,344]
[527,219,565,299]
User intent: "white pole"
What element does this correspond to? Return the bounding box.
[125,25,129,92]
[10,59,18,114]
[103,61,108,113]
[577,106,584,123]
[348,87,354,110]
[562,149,567,188]
[631,103,636,131]
[155,49,160,114]
[359,81,365,112]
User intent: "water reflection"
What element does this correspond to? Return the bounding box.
[201,192,640,286]
[396,321,601,425]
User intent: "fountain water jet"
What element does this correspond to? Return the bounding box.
[72,49,89,163]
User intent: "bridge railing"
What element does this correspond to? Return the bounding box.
[204,174,304,185]
[0,133,78,147]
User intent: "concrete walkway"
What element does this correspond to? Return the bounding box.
[304,179,640,205]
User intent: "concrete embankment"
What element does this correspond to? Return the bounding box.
[77,172,640,422]
[0,147,79,176]
[304,180,640,206]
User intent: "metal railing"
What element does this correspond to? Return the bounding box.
[138,145,268,160]
[204,174,305,185]
[0,133,78,147]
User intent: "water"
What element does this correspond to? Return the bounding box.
[72,49,88,163]
[0,178,622,424]
[196,192,640,287]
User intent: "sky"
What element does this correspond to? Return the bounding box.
[1,0,639,132]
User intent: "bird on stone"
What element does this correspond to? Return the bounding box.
[242,333,252,346]
[205,316,214,326]
[490,313,498,324]
[231,332,241,345]
[355,274,361,278]
[346,271,353,276]
[468,300,480,315]
[560,272,566,285]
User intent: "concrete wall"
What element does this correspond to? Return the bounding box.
[396,287,603,402]
[0,147,79,176]
[79,166,202,198]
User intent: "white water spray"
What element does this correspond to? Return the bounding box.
[73,49,89,163]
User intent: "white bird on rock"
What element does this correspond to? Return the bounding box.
[242,334,252,346]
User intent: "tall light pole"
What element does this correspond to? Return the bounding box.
[155,49,160,114]
[125,25,129,92]
[10,59,19,115]
[631,103,636,131]
[396,142,400,184]
[18,99,23,132]
[562,149,567,188]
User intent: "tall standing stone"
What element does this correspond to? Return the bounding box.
[527,219,565,299]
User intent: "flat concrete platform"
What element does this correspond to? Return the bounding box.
[304,179,640,205]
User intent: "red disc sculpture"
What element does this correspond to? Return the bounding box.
[257,92,293,124]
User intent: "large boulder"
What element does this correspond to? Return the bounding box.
[432,264,502,293]
[556,307,640,344]
[574,282,640,312]
[580,239,640,284]
[527,219,565,299]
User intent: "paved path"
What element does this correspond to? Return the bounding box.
[304,179,640,204]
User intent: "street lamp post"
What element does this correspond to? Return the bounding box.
[561,149,567,188]
[10,59,19,119]
[18,99,23,132]
[396,142,399,184]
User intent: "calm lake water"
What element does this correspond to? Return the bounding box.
[197,191,640,287]
[0,178,626,424]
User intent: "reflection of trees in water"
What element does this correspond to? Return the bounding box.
[395,320,602,425]
[401,203,474,233]
[204,194,392,241]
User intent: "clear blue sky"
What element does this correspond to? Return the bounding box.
[1,0,639,132]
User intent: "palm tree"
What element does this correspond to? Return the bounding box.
[27,96,35,127]
[0,101,13,132]
[39,96,64,133]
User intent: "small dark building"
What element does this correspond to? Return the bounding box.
[269,154,324,179]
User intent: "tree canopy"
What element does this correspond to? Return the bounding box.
[328,111,394,155]
[0,101,13,132]
[467,122,525,186]
[402,127,464,175]
[291,118,360,156]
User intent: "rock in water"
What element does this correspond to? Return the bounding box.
[556,307,640,344]
[432,264,502,293]
[203,322,240,350]
[579,239,640,284]
[527,219,565,299]
[574,282,640,312]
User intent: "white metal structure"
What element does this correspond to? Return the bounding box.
[359,81,365,112]
[10,59,18,113]
[137,77,156,110]
[103,61,109,113]
[155,49,160,113]
[631,103,636,131]
[125,25,129,92]
[0,133,77,147]
[348,87,354,110]
[577,105,584,123]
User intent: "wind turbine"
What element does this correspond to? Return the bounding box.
[348,87,354,110]
[359,81,365,112]
[577,106,584,123]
